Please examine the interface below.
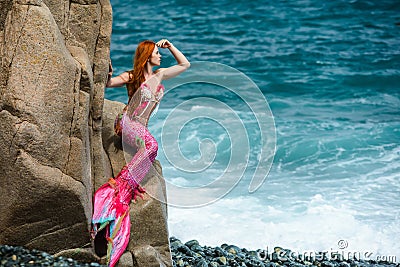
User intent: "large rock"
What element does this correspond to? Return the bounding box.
[0,0,89,253]
[0,0,172,266]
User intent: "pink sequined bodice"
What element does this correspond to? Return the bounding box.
[129,83,164,126]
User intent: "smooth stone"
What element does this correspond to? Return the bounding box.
[191,245,204,252]
[195,259,208,267]
[246,259,263,266]
[338,262,350,267]
[217,256,227,265]
[236,252,246,259]
[170,236,179,242]
[214,247,227,257]
[177,245,193,256]
[225,245,241,255]
[193,252,202,258]
[170,240,183,250]
[185,240,200,248]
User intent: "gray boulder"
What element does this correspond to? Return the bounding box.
[0,0,172,266]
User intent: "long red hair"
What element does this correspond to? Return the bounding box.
[127,40,155,99]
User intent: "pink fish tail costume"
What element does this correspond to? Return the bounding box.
[92,83,164,267]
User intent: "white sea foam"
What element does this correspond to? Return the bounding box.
[168,194,400,261]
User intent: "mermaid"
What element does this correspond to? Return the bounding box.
[92,39,190,267]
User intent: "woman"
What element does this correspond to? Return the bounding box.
[92,39,190,267]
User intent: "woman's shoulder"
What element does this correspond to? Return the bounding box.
[154,68,167,74]
[154,68,167,79]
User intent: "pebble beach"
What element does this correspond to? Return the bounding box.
[0,244,104,267]
[169,237,399,267]
[1,238,398,267]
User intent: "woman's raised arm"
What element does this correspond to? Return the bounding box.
[156,39,190,80]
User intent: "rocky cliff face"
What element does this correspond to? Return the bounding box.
[0,0,171,266]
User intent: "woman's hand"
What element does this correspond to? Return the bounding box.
[156,39,172,48]
[108,61,113,79]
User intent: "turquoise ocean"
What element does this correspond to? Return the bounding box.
[106,0,400,260]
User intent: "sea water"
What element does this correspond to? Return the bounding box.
[106,0,400,260]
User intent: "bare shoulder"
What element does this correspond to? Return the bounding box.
[154,68,167,80]
[154,68,167,75]
[155,68,167,73]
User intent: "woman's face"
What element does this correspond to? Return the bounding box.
[149,46,161,66]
